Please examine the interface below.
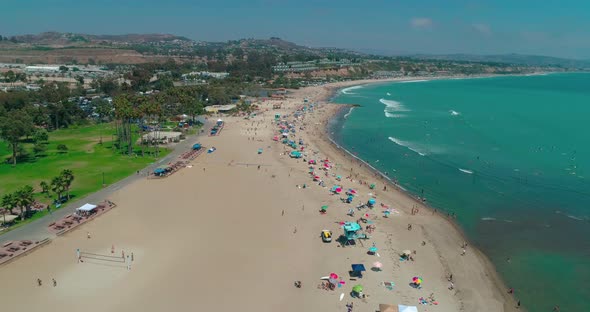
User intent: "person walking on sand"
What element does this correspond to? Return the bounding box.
[37,278,42,286]
[461,248,466,256]
[407,224,412,231]
[87,232,91,239]
[52,278,57,287]
[122,250,125,259]
[131,252,134,262]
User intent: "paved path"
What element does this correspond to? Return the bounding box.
[0,119,212,244]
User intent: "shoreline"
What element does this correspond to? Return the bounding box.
[311,79,520,311]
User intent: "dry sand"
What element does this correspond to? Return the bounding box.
[0,79,518,312]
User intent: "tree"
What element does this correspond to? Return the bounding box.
[0,109,34,166]
[94,98,113,122]
[57,144,68,153]
[50,176,65,201]
[33,128,49,143]
[1,193,17,215]
[39,181,49,196]
[60,169,74,200]
[59,65,68,72]
[15,185,34,220]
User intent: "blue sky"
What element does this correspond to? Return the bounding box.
[2,0,590,59]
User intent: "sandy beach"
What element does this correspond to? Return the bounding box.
[0,78,518,311]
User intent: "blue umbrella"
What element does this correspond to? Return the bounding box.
[369,246,378,253]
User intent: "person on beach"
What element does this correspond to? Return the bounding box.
[87,232,91,239]
[52,278,57,287]
[407,224,412,231]
[131,252,134,262]
[448,274,453,282]
[37,278,42,286]
[461,248,466,256]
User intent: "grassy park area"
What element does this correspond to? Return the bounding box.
[0,123,172,230]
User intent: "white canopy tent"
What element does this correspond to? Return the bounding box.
[398,305,418,312]
[76,203,98,212]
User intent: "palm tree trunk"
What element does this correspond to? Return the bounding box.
[12,142,17,166]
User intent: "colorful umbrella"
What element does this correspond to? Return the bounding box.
[335,187,342,193]
[412,277,423,284]
[369,246,378,253]
[321,205,328,211]
[372,261,383,269]
[352,285,363,293]
[329,273,339,279]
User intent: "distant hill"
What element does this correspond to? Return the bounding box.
[409,53,590,69]
[8,31,190,46]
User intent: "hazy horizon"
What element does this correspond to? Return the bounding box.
[3,0,590,59]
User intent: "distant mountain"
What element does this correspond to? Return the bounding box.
[409,53,590,69]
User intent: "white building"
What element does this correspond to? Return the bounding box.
[25,66,61,73]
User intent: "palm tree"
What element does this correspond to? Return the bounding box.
[1,193,17,215]
[39,181,49,196]
[50,176,65,202]
[60,169,74,200]
[15,185,34,220]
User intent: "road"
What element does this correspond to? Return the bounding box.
[0,118,211,244]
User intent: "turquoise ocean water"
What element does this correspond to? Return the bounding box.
[330,73,590,311]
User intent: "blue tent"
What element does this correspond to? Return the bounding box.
[154,168,166,174]
[346,195,354,203]
[192,143,202,150]
[342,222,362,240]
[351,264,366,272]
[368,198,376,206]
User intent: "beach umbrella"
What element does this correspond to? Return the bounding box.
[402,250,412,256]
[370,183,376,189]
[329,272,339,279]
[335,187,342,193]
[412,277,423,284]
[368,198,376,205]
[321,205,328,212]
[372,261,383,270]
[352,285,363,293]
[369,246,378,253]
[349,189,357,195]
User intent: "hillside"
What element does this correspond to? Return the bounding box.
[410,53,590,69]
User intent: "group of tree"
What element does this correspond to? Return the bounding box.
[2,70,27,83]
[0,169,74,223]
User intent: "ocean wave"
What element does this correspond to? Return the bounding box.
[341,85,364,95]
[459,168,473,174]
[450,110,460,116]
[398,79,428,83]
[481,217,496,221]
[386,92,392,96]
[380,98,409,118]
[567,215,584,221]
[388,137,427,156]
[344,107,354,119]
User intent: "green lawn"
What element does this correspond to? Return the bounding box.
[0,123,170,204]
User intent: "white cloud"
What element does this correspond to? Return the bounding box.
[472,23,492,35]
[410,18,432,29]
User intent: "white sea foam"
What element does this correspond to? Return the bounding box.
[459,168,473,174]
[567,215,583,221]
[386,92,392,96]
[449,110,460,116]
[344,107,354,119]
[380,98,408,118]
[341,85,363,95]
[398,79,428,83]
[481,217,496,221]
[388,137,427,156]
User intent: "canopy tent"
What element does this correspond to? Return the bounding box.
[379,304,396,312]
[351,264,366,272]
[398,305,418,312]
[154,168,166,174]
[192,143,202,150]
[76,203,98,212]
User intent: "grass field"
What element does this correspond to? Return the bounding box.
[0,123,171,203]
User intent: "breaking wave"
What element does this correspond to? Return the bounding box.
[398,79,428,83]
[344,107,354,119]
[380,98,409,118]
[341,85,363,95]
[388,137,427,156]
[459,168,473,174]
[450,110,460,116]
